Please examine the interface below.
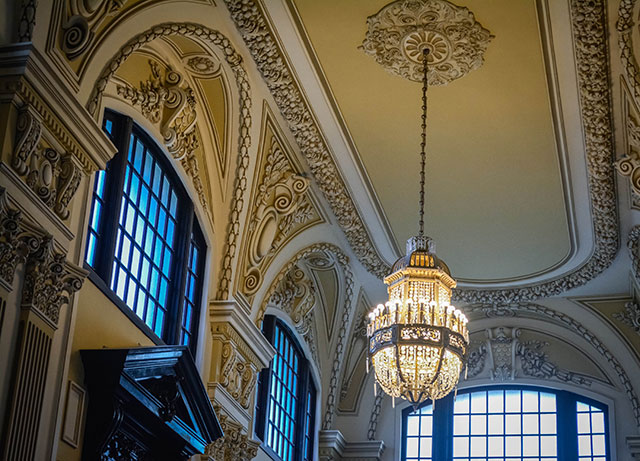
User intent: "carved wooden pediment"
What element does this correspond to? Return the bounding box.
[81,346,222,461]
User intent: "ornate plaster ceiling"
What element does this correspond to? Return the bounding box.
[280,0,578,284]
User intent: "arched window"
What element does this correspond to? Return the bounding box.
[255,315,316,461]
[84,110,206,351]
[402,386,610,461]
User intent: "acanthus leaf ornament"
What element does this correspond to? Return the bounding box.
[360,0,493,85]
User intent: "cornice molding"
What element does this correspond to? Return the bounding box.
[224,0,617,303]
[0,44,115,174]
[223,0,390,280]
[209,301,276,368]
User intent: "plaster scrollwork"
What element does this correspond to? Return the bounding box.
[12,105,83,221]
[224,0,617,304]
[84,23,252,301]
[61,0,125,59]
[21,236,86,327]
[615,116,640,196]
[116,60,208,209]
[614,302,640,334]
[205,412,260,461]
[218,342,257,409]
[223,0,390,281]
[465,327,593,384]
[360,0,493,84]
[241,134,317,298]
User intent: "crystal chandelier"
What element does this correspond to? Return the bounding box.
[366,49,469,408]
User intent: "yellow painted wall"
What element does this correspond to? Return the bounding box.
[57,280,154,461]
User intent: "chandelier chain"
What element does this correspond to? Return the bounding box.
[419,48,429,236]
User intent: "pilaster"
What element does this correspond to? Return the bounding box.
[319,430,385,461]
[204,301,275,460]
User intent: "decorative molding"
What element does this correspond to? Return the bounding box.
[185,55,221,77]
[61,0,126,60]
[116,61,197,162]
[239,114,320,300]
[0,188,40,290]
[21,235,86,328]
[83,23,252,301]
[205,412,260,461]
[618,0,640,103]
[367,393,384,441]
[616,116,640,196]
[223,0,390,280]
[12,105,83,221]
[18,0,38,42]
[256,243,354,430]
[224,0,617,302]
[116,60,209,209]
[613,301,640,334]
[62,380,86,448]
[218,341,256,409]
[453,0,617,303]
[465,327,592,386]
[628,435,640,460]
[360,0,493,84]
[629,226,640,284]
[338,295,371,414]
[319,430,385,461]
[268,262,318,360]
[209,302,275,419]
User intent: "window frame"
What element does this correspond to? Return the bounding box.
[255,315,317,461]
[84,110,205,352]
[401,385,610,461]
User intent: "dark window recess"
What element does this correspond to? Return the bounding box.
[401,385,610,461]
[255,316,316,461]
[85,110,205,351]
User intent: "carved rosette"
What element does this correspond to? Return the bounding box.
[12,106,82,221]
[360,0,493,84]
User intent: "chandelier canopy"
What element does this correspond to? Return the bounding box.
[366,37,472,407]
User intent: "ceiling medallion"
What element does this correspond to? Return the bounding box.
[366,48,469,408]
[360,0,493,84]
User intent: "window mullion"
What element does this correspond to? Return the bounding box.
[294,362,310,461]
[165,200,193,345]
[433,393,454,461]
[557,391,578,461]
[98,115,132,284]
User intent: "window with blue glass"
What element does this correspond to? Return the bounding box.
[402,386,610,461]
[85,110,205,351]
[255,316,316,461]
